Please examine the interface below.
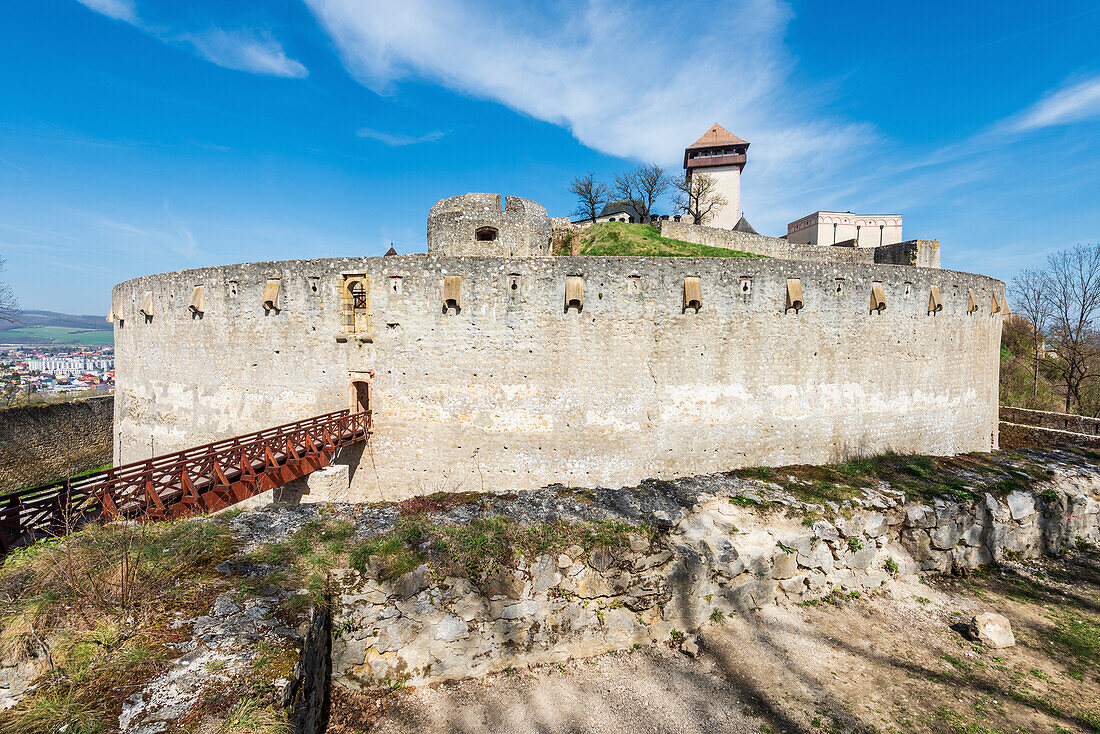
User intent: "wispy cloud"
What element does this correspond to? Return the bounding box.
[179,29,308,79]
[74,0,137,23]
[999,75,1100,134]
[356,127,445,146]
[72,0,307,79]
[304,0,873,210]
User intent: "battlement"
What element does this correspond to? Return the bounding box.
[111,254,1003,501]
[427,193,551,257]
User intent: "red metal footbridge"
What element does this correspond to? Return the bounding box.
[0,408,371,554]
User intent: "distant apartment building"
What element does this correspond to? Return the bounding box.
[26,356,114,375]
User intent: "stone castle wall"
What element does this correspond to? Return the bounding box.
[659,222,940,268]
[427,194,552,257]
[0,396,113,492]
[112,256,1003,501]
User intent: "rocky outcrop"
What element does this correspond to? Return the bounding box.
[330,462,1100,690]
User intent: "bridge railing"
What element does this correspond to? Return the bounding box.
[0,408,371,553]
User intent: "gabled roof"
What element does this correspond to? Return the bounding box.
[384,245,398,256]
[687,123,748,150]
[597,200,643,220]
[733,215,757,234]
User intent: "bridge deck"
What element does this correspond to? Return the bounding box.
[0,408,371,553]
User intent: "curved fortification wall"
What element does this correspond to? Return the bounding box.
[427,194,552,257]
[112,257,1003,501]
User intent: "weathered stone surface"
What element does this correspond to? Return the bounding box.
[799,541,835,574]
[771,550,799,579]
[308,462,1100,691]
[905,505,937,528]
[969,613,1015,648]
[849,546,876,570]
[812,520,839,542]
[864,513,888,537]
[0,396,113,493]
[112,254,1003,501]
[1007,492,1037,521]
[930,522,961,550]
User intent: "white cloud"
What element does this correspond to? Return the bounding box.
[72,1,307,79]
[303,0,873,218]
[74,0,138,23]
[356,127,445,146]
[179,29,308,78]
[1001,75,1100,133]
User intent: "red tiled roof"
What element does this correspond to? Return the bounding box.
[686,123,748,149]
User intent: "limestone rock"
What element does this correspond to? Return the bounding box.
[680,635,700,658]
[864,513,888,538]
[812,520,839,542]
[1006,492,1036,521]
[849,546,876,570]
[930,522,961,550]
[969,613,1015,648]
[799,541,834,574]
[771,549,798,579]
[589,547,615,572]
[905,505,936,529]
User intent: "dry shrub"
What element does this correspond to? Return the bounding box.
[0,518,234,732]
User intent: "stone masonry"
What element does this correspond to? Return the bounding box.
[111,253,1004,501]
[427,193,552,257]
[0,396,113,492]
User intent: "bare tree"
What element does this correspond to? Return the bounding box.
[672,173,729,225]
[569,173,610,223]
[0,255,17,323]
[614,164,669,225]
[0,256,20,408]
[1043,244,1100,413]
[1010,267,1049,397]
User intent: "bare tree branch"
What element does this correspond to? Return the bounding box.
[0,255,19,324]
[672,173,729,225]
[1041,244,1100,412]
[1010,267,1049,398]
[569,172,610,223]
[614,164,669,225]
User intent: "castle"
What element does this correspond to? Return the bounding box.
[109,126,1004,501]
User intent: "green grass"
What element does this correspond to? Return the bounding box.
[0,326,112,345]
[731,451,1053,508]
[561,222,766,258]
[255,513,648,596]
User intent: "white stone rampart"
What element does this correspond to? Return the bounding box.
[112,256,1003,501]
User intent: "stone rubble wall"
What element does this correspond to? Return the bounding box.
[330,471,1100,690]
[0,395,113,492]
[1000,406,1100,436]
[658,222,940,268]
[999,421,1100,451]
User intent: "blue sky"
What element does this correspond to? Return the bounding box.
[1,0,1099,314]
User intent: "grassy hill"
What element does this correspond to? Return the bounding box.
[0,310,109,331]
[557,222,765,258]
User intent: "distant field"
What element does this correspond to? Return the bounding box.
[0,326,113,345]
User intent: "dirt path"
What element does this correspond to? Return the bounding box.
[333,548,1100,734]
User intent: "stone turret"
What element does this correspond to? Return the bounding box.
[427,193,552,257]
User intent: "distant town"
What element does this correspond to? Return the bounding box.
[0,344,114,401]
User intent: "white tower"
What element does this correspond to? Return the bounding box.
[683,123,749,229]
